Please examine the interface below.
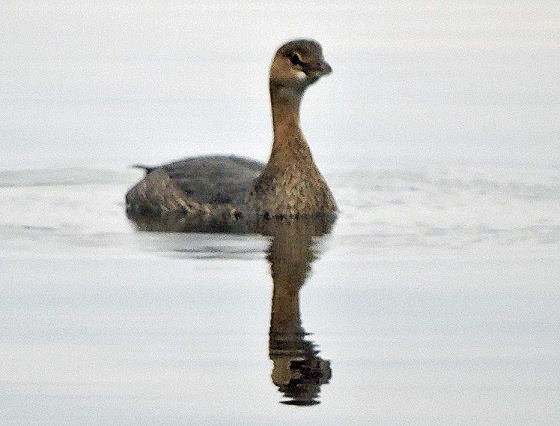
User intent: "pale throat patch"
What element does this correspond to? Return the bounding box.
[295,70,307,81]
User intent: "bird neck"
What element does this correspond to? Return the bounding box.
[268,83,313,164]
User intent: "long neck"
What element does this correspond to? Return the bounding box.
[268,83,312,164]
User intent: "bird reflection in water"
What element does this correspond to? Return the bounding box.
[128,214,334,405]
[266,218,333,405]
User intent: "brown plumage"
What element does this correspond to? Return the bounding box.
[125,39,337,231]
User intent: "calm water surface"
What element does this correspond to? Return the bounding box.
[0,163,559,424]
[2,1,560,423]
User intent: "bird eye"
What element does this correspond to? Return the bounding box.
[288,51,304,67]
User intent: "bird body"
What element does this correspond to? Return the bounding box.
[126,39,336,231]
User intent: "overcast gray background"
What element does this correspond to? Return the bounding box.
[1,0,559,168]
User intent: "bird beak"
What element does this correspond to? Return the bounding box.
[319,60,332,76]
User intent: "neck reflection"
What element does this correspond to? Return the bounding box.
[264,218,334,406]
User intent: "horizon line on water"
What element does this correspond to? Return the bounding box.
[0,153,558,172]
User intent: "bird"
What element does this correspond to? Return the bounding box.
[125,39,337,232]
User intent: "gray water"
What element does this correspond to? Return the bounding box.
[1,164,559,424]
[1,1,560,424]
[2,1,560,167]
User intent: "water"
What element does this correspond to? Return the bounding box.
[2,0,560,423]
[2,1,560,166]
[1,163,559,424]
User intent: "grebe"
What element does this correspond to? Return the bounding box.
[126,39,336,231]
